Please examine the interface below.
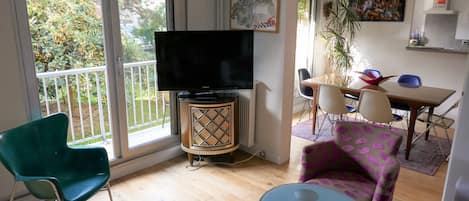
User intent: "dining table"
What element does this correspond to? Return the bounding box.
[302,73,456,160]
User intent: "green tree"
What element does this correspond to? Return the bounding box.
[298,0,310,23]
[131,2,167,46]
[28,0,105,73]
[122,33,147,62]
[119,0,167,62]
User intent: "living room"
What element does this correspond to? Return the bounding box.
[0,0,468,201]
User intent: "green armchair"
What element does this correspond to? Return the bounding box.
[0,113,113,201]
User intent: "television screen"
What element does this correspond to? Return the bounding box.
[155,30,254,91]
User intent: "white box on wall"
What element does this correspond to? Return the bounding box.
[456,11,469,40]
[424,14,460,49]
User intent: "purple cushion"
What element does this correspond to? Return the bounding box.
[334,121,402,181]
[305,171,376,201]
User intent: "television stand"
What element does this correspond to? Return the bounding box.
[178,91,236,99]
[178,93,239,166]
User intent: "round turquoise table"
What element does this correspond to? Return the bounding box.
[260,183,354,201]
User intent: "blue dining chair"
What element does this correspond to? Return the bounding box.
[392,74,425,127]
[392,74,422,110]
[397,74,422,88]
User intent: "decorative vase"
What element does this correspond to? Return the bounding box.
[355,71,395,85]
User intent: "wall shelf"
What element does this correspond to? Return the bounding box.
[406,46,469,54]
[424,9,458,15]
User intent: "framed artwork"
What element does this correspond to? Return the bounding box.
[230,0,280,32]
[349,0,406,21]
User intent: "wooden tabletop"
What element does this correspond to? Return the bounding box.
[302,74,455,107]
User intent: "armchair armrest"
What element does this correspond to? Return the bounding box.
[16,175,63,200]
[299,141,361,182]
[65,146,110,175]
[372,157,400,201]
[16,175,57,182]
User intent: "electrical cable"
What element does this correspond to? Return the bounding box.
[185,150,262,171]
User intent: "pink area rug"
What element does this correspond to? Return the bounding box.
[292,116,451,176]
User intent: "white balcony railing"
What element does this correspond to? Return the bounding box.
[36,60,169,145]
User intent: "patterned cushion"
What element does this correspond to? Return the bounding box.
[334,121,402,181]
[305,171,376,201]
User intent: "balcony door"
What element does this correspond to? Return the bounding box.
[18,0,176,161]
[115,0,176,156]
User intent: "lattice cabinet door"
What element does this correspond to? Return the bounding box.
[189,102,235,150]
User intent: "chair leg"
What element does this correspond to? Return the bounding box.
[107,183,114,201]
[328,115,335,136]
[444,129,452,147]
[51,183,62,201]
[443,128,452,159]
[9,182,17,201]
[297,100,308,123]
[314,113,328,141]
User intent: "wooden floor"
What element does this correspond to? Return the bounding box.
[90,115,450,201]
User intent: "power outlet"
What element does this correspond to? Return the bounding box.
[462,40,469,47]
[258,151,266,159]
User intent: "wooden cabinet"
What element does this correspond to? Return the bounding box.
[179,94,239,165]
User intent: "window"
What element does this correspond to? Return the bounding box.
[295,0,316,84]
[21,0,176,161]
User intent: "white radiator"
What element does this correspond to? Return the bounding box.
[238,81,257,148]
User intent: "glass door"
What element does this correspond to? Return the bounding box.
[296,0,316,73]
[116,0,173,154]
[26,0,116,159]
[23,0,175,161]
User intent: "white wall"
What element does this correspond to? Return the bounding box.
[181,0,298,164]
[249,0,297,164]
[315,0,468,119]
[0,0,32,200]
[443,55,469,201]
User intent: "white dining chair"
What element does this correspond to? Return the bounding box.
[317,85,356,137]
[357,89,398,125]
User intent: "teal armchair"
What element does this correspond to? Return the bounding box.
[0,113,113,201]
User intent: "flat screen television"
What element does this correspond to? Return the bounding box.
[155,30,254,91]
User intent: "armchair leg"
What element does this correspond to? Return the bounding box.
[9,182,17,201]
[49,181,63,201]
[107,183,114,201]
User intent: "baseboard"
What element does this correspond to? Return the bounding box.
[239,145,286,165]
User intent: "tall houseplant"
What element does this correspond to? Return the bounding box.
[321,0,360,74]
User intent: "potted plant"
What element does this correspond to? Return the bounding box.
[321,0,360,75]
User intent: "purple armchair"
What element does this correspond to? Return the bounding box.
[299,121,403,201]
